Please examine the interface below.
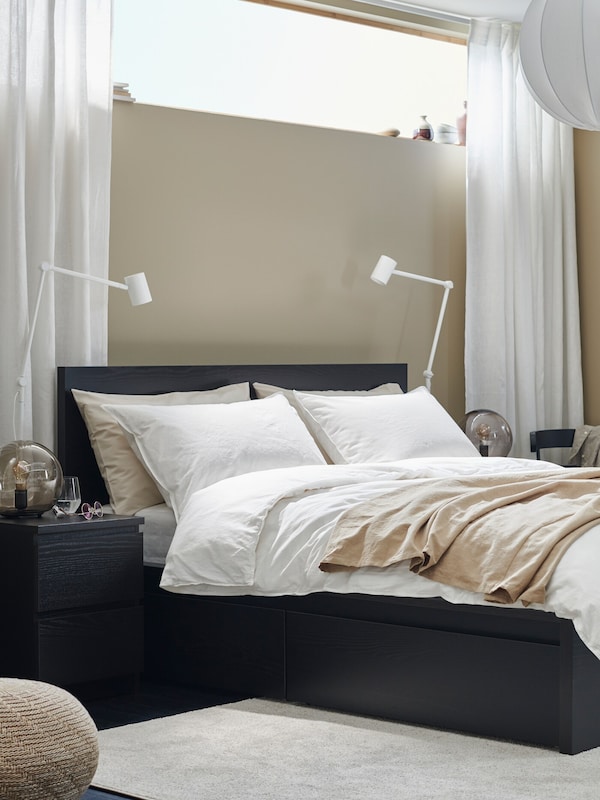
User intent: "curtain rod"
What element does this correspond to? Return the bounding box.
[242,0,469,43]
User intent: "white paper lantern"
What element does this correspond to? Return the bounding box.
[519,0,600,130]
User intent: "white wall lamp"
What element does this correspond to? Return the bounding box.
[370,254,453,392]
[14,262,152,440]
[519,0,600,130]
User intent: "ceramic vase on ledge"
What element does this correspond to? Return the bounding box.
[413,115,434,141]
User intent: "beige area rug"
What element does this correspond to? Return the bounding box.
[93,698,600,800]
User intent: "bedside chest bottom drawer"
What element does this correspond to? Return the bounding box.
[38,606,143,686]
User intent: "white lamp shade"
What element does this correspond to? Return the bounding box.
[519,0,600,130]
[124,272,152,305]
[370,255,397,285]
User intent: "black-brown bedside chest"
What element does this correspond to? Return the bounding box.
[0,513,143,695]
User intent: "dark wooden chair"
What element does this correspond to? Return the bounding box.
[529,428,576,460]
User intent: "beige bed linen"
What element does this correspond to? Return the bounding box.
[320,469,600,605]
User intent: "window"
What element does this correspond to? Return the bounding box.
[113,0,467,139]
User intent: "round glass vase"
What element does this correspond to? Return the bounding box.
[459,410,513,457]
[0,441,64,517]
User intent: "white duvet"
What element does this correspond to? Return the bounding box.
[160,456,600,660]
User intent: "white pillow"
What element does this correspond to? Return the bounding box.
[72,383,250,516]
[293,386,480,464]
[252,382,404,461]
[252,382,404,403]
[103,393,327,518]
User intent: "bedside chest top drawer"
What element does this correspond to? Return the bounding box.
[0,514,143,613]
[37,528,143,612]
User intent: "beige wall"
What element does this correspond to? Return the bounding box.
[574,129,600,425]
[108,103,467,419]
[109,104,600,428]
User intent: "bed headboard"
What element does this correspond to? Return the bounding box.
[57,363,408,503]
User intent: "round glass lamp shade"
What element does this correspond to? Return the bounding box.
[459,410,513,457]
[0,441,63,517]
[519,0,600,130]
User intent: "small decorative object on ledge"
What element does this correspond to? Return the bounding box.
[435,123,458,144]
[413,115,434,141]
[459,409,513,456]
[113,82,136,102]
[456,100,467,146]
[0,441,63,517]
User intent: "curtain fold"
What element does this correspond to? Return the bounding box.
[465,19,583,458]
[0,0,112,449]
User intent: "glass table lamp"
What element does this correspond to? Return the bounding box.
[0,441,64,517]
[460,410,513,457]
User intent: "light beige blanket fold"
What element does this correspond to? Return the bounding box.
[319,470,600,605]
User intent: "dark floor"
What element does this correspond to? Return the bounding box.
[81,681,247,800]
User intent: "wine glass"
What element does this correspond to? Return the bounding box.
[56,476,81,515]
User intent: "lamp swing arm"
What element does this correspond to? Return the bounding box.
[42,262,132,292]
[17,266,50,397]
[14,261,152,441]
[423,280,453,388]
[389,268,454,291]
[14,265,52,441]
[17,263,131,397]
[370,256,453,392]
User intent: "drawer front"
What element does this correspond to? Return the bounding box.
[145,594,286,697]
[37,528,143,611]
[38,605,143,686]
[286,612,560,748]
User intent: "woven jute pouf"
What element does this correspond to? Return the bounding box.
[0,678,99,800]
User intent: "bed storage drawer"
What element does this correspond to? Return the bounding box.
[144,594,286,697]
[286,612,560,747]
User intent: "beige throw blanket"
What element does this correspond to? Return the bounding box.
[319,470,600,605]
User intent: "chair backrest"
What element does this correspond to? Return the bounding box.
[529,428,575,460]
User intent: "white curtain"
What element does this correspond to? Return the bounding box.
[465,19,584,458]
[0,0,113,450]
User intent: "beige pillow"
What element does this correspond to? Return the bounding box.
[252,382,404,461]
[72,383,250,515]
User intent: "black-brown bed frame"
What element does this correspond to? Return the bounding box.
[57,363,600,754]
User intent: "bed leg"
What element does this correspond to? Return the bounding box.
[559,620,600,754]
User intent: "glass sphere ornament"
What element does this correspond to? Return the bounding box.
[459,410,513,457]
[0,441,64,517]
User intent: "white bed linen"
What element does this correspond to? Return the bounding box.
[139,503,177,566]
[159,457,600,660]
